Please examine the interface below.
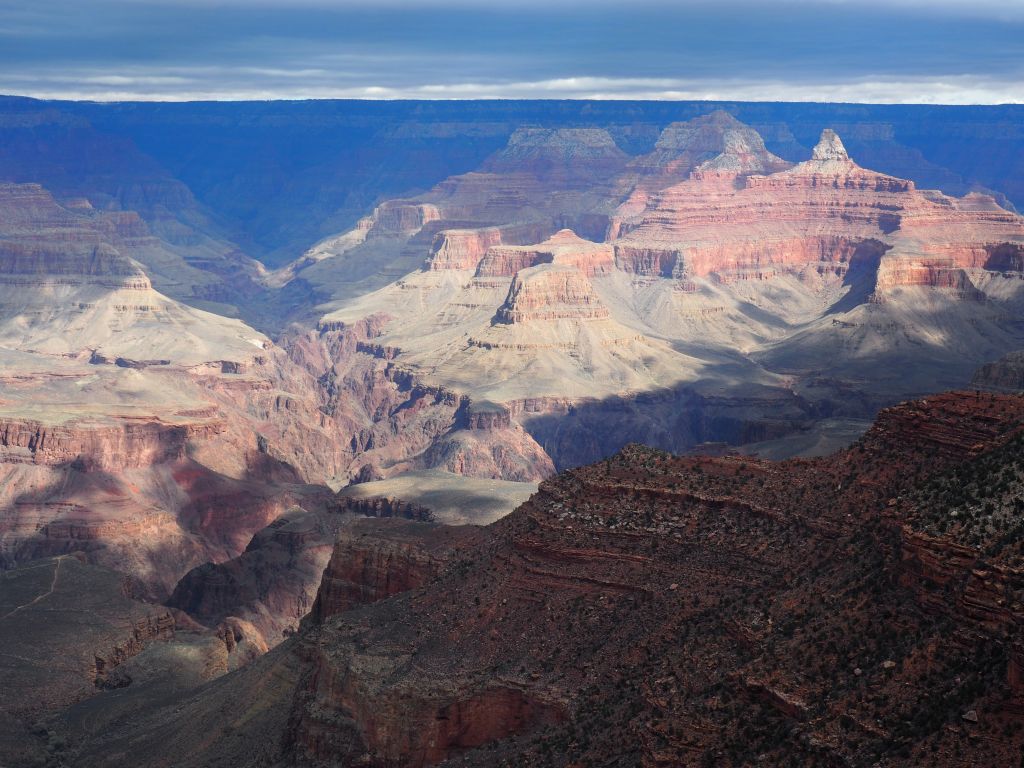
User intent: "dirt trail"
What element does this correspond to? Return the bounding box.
[0,556,65,621]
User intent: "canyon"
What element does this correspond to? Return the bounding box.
[2,97,1024,765]
[40,389,1024,767]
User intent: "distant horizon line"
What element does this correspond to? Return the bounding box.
[5,92,1024,108]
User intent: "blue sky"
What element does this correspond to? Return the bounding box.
[1,0,1023,102]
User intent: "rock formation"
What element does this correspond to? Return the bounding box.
[45,389,1024,768]
[476,229,615,278]
[493,264,610,324]
[613,126,1020,297]
[290,116,1023,478]
[973,350,1024,393]
[0,182,552,613]
[612,109,792,220]
[309,517,481,622]
[5,109,1024,729]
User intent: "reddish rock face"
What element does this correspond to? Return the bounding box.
[476,229,614,278]
[368,201,441,237]
[0,418,217,471]
[614,128,1024,293]
[309,517,481,623]
[426,226,506,271]
[280,392,1024,767]
[72,389,1024,768]
[424,223,553,272]
[165,504,448,648]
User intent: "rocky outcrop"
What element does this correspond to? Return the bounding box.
[424,222,552,271]
[476,229,614,278]
[615,128,1024,292]
[874,262,986,299]
[894,525,1024,635]
[973,351,1024,393]
[0,417,219,471]
[420,424,555,481]
[859,391,1024,460]
[618,109,792,198]
[494,264,610,324]
[368,201,441,237]
[166,507,341,646]
[309,517,478,623]
[93,611,177,687]
[425,226,505,271]
[293,665,564,767]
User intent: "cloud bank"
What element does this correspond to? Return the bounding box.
[1,1,1022,103]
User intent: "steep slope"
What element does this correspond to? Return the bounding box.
[0,183,268,363]
[52,390,1024,768]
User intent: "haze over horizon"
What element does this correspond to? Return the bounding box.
[2,0,1024,104]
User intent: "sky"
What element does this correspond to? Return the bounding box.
[1,0,1023,103]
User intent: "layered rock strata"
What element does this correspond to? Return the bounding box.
[54,391,1024,768]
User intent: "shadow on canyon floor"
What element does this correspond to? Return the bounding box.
[517,378,845,472]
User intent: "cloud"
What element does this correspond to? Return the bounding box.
[1,0,1022,103]
[4,73,1024,104]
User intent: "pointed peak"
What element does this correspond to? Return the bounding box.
[773,127,913,188]
[812,129,850,162]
